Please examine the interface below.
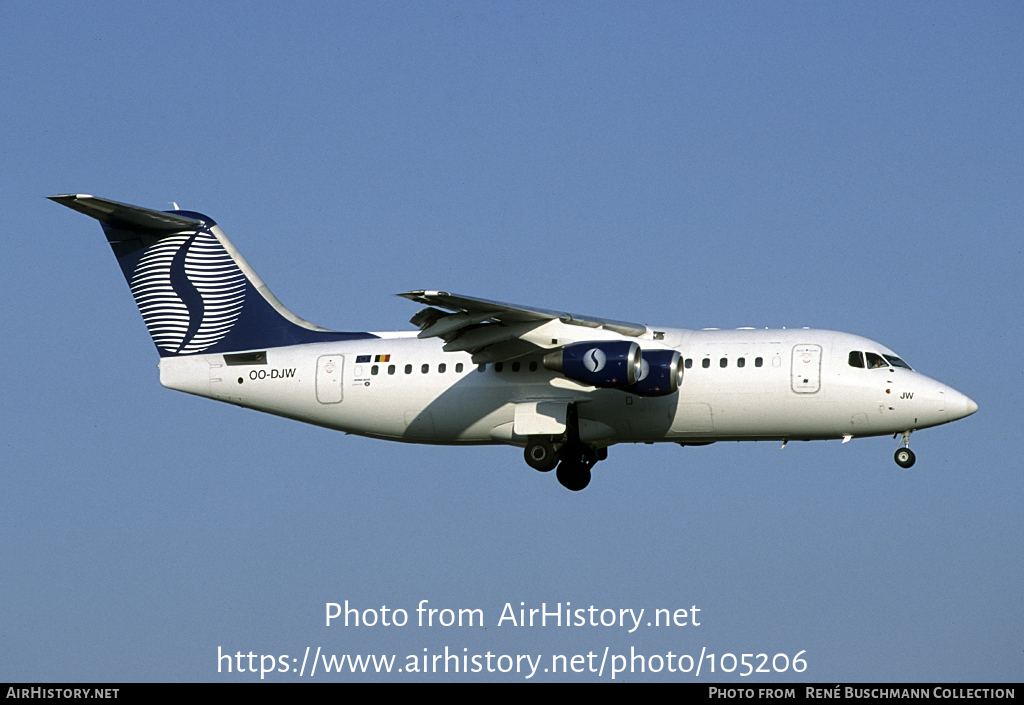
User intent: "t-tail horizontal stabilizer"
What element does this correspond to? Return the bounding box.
[50,194,377,356]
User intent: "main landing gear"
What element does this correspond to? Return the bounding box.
[523,403,606,491]
[524,437,559,472]
[894,430,916,469]
[525,437,605,491]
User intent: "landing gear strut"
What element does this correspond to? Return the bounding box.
[894,430,916,469]
[523,403,606,491]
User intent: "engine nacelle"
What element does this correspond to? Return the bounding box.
[543,341,641,388]
[622,349,683,396]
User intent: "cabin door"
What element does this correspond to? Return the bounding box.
[791,345,822,394]
[316,355,344,403]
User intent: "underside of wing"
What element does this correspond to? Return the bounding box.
[398,290,648,364]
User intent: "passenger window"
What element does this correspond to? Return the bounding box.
[737,357,745,368]
[865,352,887,369]
[371,365,378,375]
[848,351,865,368]
[405,364,412,374]
[720,358,728,368]
[529,361,538,372]
[755,357,763,367]
[438,363,446,373]
[512,361,520,372]
[702,358,710,368]
[421,364,429,374]
[684,358,692,368]
[456,363,464,373]
[495,362,504,373]
[477,364,486,373]
[388,365,395,375]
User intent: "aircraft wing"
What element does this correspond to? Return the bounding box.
[398,290,648,364]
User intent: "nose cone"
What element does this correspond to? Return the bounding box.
[945,389,979,422]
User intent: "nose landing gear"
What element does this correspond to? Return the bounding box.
[894,430,916,468]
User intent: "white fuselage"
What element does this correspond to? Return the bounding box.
[48,193,977,485]
[158,326,973,448]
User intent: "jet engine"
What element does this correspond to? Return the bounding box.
[543,341,641,388]
[623,349,683,396]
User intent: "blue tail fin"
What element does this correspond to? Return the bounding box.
[51,194,376,356]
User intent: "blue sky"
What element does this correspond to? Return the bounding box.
[1,1,1020,682]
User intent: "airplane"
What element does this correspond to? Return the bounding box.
[50,194,978,491]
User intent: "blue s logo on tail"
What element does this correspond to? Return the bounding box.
[131,230,246,354]
[51,194,376,356]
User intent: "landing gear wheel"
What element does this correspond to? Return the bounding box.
[894,447,916,469]
[556,460,592,491]
[525,438,559,472]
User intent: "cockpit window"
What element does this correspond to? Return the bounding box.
[865,352,888,369]
[883,354,912,370]
[850,350,912,370]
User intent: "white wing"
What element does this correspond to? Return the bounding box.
[398,290,648,364]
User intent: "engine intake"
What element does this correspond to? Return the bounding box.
[543,341,641,388]
[623,349,683,396]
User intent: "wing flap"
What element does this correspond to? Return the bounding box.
[419,311,497,340]
[440,320,545,353]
